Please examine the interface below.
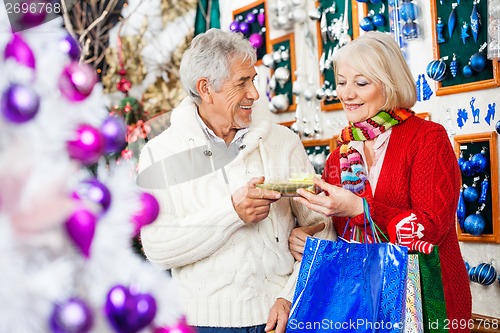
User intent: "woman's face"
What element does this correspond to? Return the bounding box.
[336,62,386,123]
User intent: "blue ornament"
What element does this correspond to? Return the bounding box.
[457,187,466,231]
[496,120,500,134]
[460,159,474,176]
[402,21,419,39]
[465,261,470,271]
[370,0,383,3]
[436,17,445,44]
[360,16,375,31]
[470,1,480,43]
[372,13,386,27]
[448,3,457,38]
[450,54,458,78]
[356,0,369,2]
[463,184,479,202]
[457,151,465,168]
[478,176,489,204]
[464,213,485,236]
[426,59,447,81]
[473,263,497,285]
[471,148,488,173]
[468,265,477,281]
[400,3,418,21]
[470,52,487,72]
[463,64,474,78]
[460,22,470,45]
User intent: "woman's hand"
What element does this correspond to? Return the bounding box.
[293,177,364,218]
[288,223,325,261]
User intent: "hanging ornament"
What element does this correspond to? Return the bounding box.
[416,74,422,102]
[465,261,470,272]
[448,3,458,38]
[67,124,104,166]
[496,120,500,134]
[1,83,40,123]
[460,154,475,176]
[437,17,445,43]
[239,21,250,36]
[3,33,36,69]
[74,179,112,213]
[50,297,93,333]
[245,10,257,24]
[463,204,486,236]
[257,8,266,26]
[457,186,466,231]
[470,0,480,43]
[100,115,128,155]
[360,16,375,31]
[478,175,489,204]
[426,57,447,81]
[463,182,479,202]
[65,205,98,258]
[402,21,420,40]
[400,2,419,22]
[132,192,160,236]
[104,285,157,333]
[19,0,48,29]
[457,151,465,169]
[471,147,488,173]
[461,22,470,45]
[248,28,266,49]
[59,62,98,102]
[450,53,458,78]
[470,51,488,72]
[59,33,81,61]
[463,64,474,77]
[229,20,240,32]
[373,5,386,28]
[471,263,497,285]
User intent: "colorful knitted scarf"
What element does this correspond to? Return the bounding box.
[338,108,415,194]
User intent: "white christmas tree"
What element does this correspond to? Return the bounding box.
[0,4,191,333]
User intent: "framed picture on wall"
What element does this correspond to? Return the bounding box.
[454,131,499,243]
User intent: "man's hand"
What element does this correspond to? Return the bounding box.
[265,298,291,333]
[288,223,325,261]
[232,176,281,224]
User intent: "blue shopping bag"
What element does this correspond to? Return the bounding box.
[287,201,409,333]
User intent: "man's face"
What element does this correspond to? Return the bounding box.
[209,59,259,129]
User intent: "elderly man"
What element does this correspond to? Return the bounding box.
[137,28,333,333]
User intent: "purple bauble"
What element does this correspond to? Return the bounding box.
[100,115,127,154]
[1,83,40,123]
[65,206,97,258]
[248,33,264,49]
[19,0,47,28]
[153,317,196,333]
[4,33,36,69]
[238,22,250,35]
[105,285,157,333]
[50,297,93,333]
[229,20,240,32]
[59,62,97,102]
[77,179,112,212]
[132,192,160,236]
[59,34,81,60]
[67,124,104,165]
[245,12,257,24]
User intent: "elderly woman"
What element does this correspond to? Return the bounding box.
[290,31,471,333]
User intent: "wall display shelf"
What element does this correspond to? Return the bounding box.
[231,0,269,65]
[313,0,360,111]
[454,131,499,243]
[303,137,337,175]
[268,33,297,112]
[430,0,500,95]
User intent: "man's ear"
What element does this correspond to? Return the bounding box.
[196,78,212,103]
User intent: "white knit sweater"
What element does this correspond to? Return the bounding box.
[138,98,334,327]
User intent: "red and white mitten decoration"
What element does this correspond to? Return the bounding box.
[387,213,434,254]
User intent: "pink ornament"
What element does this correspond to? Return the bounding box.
[105,285,157,333]
[59,62,97,102]
[65,206,97,258]
[257,12,266,26]
[153,317,196,333]
[19,0,47,29]
[248,33,264,49]
[132,192,160,236]
[67,124,104,165]
[4,33,36,69]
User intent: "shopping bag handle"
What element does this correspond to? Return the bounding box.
[342,198,388,243]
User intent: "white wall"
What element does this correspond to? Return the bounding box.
[222,0,500,318]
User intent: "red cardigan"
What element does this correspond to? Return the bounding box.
[323,115,471,332]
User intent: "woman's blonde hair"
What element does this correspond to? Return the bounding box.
[333,31,416,110]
